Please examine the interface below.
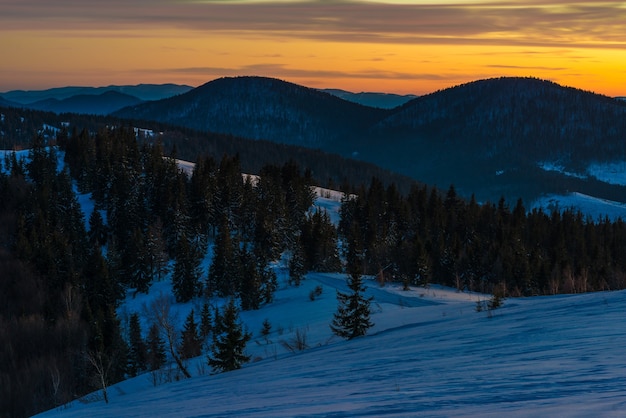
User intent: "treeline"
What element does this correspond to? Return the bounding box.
[339,178,626,296]
[0,127,339,417]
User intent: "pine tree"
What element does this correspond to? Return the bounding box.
[238,245,262,311]
[258,258,277,305]
[330,272,374,340]
[172,233,202,303]
[288,237,306,286]
[260,318,272,340]
[330,230,373,340]
[146,219,169,281]
[88,209,107,247]
[146,323,166,372]
[127,313,148,377]
[180,309,202,359]
[208,299,251,373]
[207,215,237,297]
[199,302,212,341]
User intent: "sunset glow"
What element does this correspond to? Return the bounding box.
[1,0,625,96]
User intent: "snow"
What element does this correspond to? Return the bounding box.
[36,270,626,417]
[6,151,626,417]
[587,161,626,186]
[537,161,587,180]
[531,192,626,221]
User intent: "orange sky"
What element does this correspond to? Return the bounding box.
[1,1,625,96]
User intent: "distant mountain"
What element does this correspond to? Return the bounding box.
[25,91,144,115]
[0,83,192,104]
[321,89,416,109]
[114,76,389,148]
[363,77,626,203]
[0,97,20,108]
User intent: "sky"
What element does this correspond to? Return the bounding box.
[1,0,626,96]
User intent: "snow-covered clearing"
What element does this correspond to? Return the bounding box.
[531,192,626,221]
[37,272,626,417]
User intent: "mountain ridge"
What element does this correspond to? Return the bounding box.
[0,83,193,104]
[25,91,144,115]
[115,76,390,148]
[113,75,626,205]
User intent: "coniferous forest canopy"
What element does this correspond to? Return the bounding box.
[1,104,626,416]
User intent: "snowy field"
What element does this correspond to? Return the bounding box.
[37,273,626,417]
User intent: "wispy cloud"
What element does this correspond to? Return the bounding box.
[2,1,625,49]
[142,63,449,81]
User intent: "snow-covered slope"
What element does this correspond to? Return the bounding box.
[531,192,626,221]
[37,273,626,417]
[6,151,624,417]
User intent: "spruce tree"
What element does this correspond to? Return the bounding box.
[199,302,213,341]
[146,323,166,372]
[238,245,262,311]
[330,228,373,340]
[172,233,202,303]
[330,272,374,340]
[127,313,148,377]
[180,309,202,360]
[208,299,251,373]
[288,237,307,286]
[207,215,236,297]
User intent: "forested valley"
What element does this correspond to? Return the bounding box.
[2,124,626,416]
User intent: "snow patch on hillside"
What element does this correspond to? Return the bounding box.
[587,161,626,186]
[531,192,626,221]
[537,161,587,179]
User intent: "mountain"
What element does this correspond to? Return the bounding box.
[24,91,144,115]
[0,83,192,104]
[321,88,417,109]
[363,77,626,203]
[114,76,389,149]
[0,97,20,108]
[113,76,626,208]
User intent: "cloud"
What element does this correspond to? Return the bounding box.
[2,1,625,49]
[141,62,449,81]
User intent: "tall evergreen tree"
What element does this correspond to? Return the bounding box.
[238,246,262,311]
[330,272,374,340]
[199,302,213,342]
[288,237,307,286]
[330,230,373,340]
[146,323,166,372]
[180,309,202,360]
[127,313,148,377]
[208,299,251,373]
[207,215,237,297]
[172,233,203,303]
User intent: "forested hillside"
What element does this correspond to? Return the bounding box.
[114,76,389,149]
[114,76,626,205]
[365,77,626,202]
[1,128,339,416]
[3,125,626,416]
[0,105,418,193]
